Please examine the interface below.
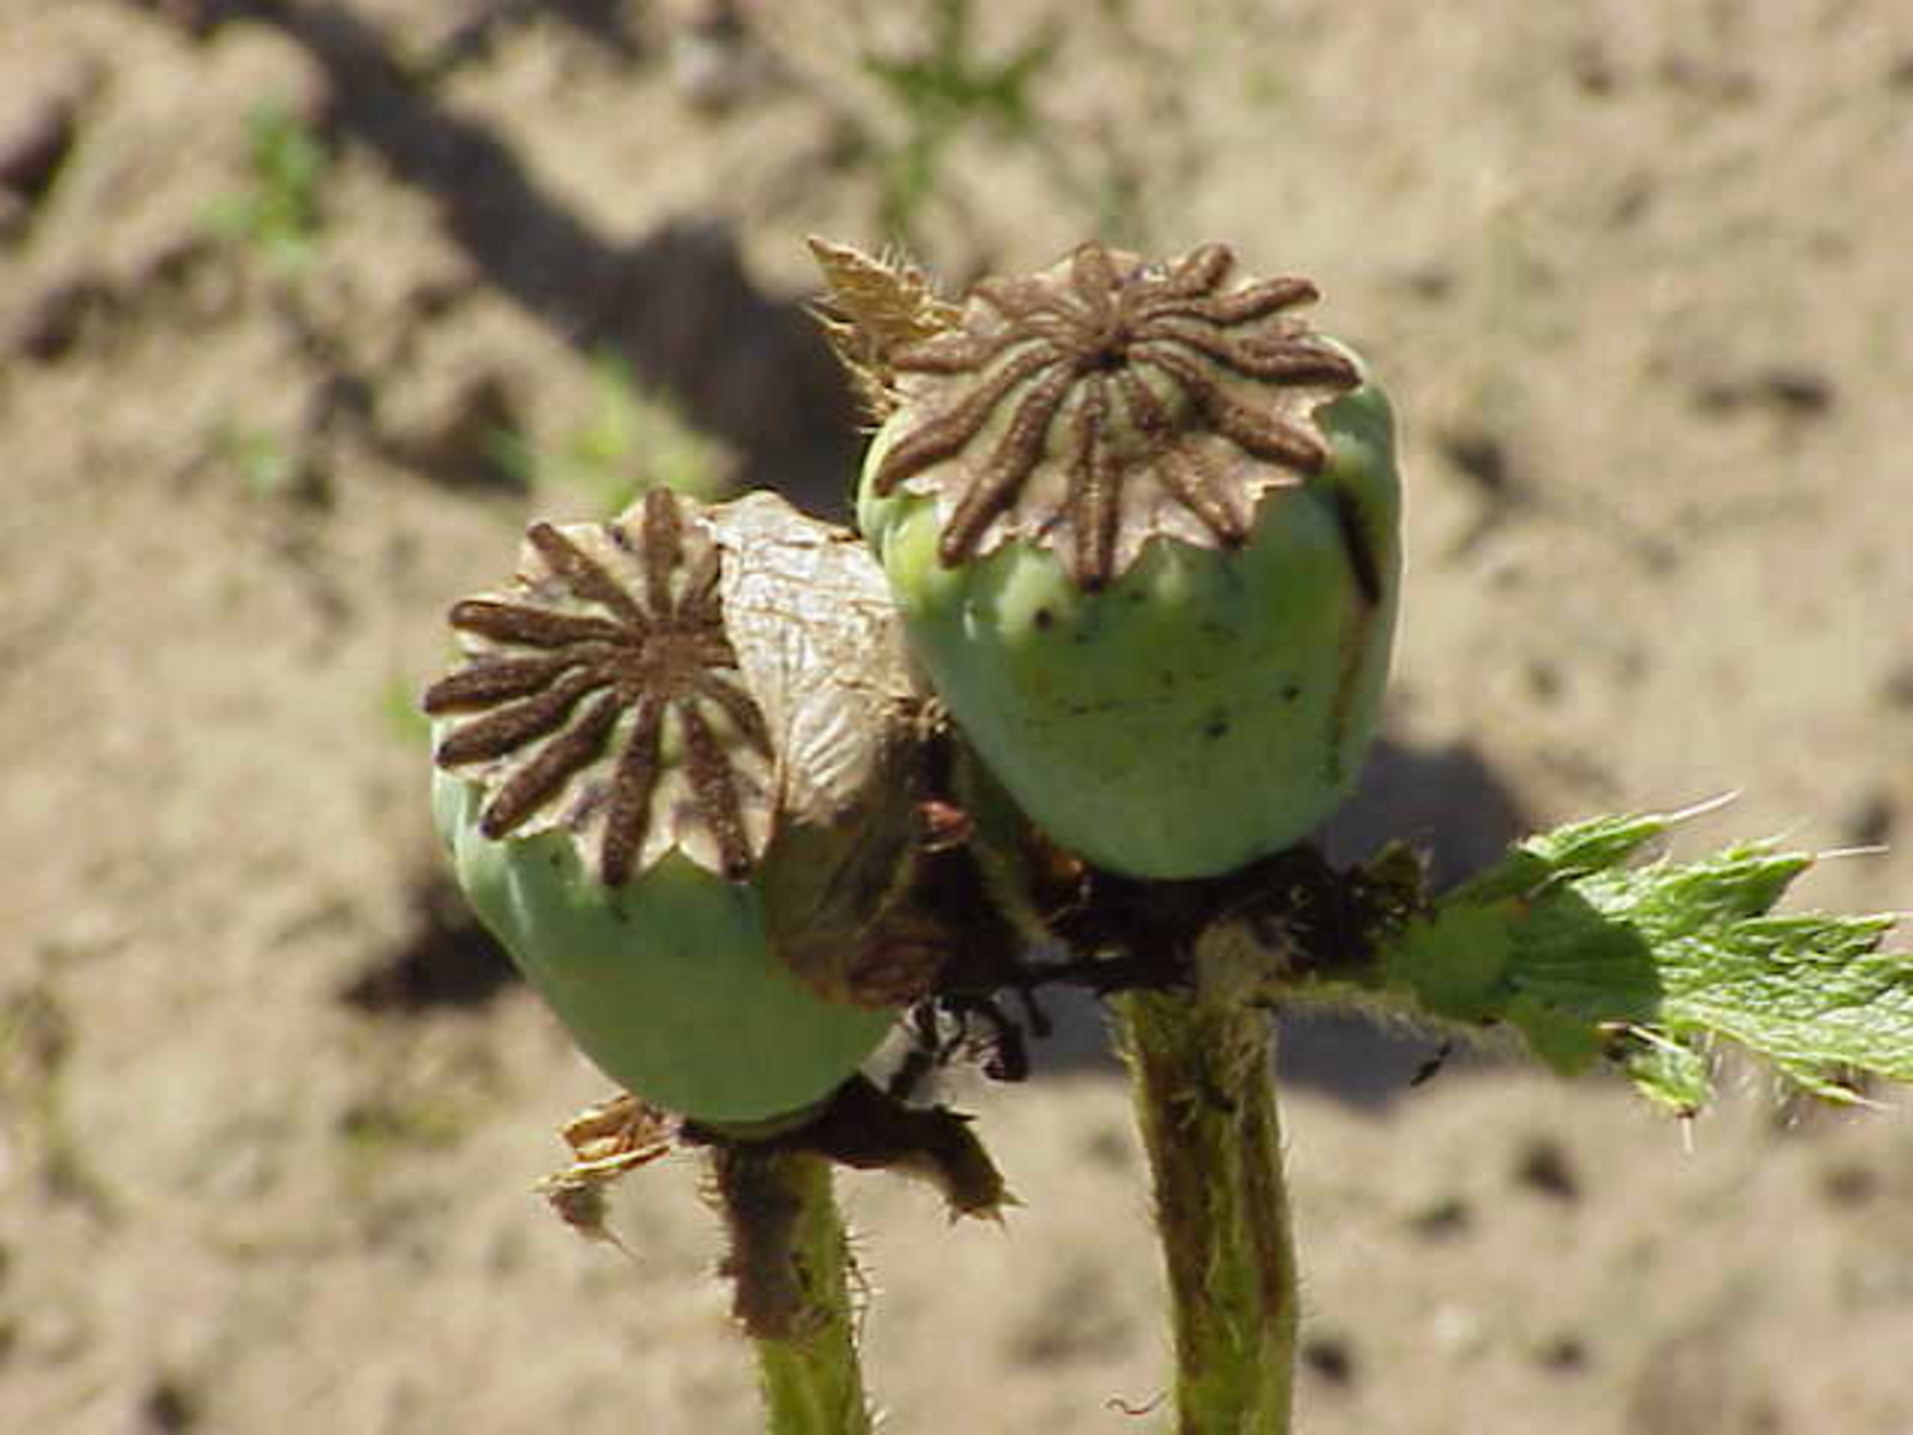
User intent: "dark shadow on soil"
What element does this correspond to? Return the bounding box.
[338,871,519,1016]
[1280,735,1532,1104]
[423,0,644,73]
[1018,735,1532,1108]
[205,1,862,517]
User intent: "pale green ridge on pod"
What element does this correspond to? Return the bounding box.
[861,317,1400,879]
[433,769,895,1126]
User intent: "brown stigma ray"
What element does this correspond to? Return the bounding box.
[423,488,775,887]
[873,241,1361,589]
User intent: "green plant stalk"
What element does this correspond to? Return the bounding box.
[1116,987,1297,1434]
[712,1146,873,1435]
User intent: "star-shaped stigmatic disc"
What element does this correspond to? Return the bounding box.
[870,241,1362,590]
[424,488,775,886]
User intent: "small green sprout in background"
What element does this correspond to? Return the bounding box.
[486,350,735,519]
[205,417,328,507]
[857,0,1061,246]
[202,99,332,278]
[376,675,433,749]
[1,982,118,1222]
[846,0,1157,252]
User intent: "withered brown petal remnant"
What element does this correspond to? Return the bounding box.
[872,241,1361,589]
[423,488,775,887]
[807,235,962,422]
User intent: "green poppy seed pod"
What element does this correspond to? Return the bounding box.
[851,241,1402,880]
[424,488,931,1127]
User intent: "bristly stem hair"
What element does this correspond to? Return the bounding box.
[1116,983,1299,1435]
[712,1147,875,1435]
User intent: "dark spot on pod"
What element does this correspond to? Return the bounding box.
[1281,682,1303,703]
[1203,712,1231,740]
[1033,607,1055,631]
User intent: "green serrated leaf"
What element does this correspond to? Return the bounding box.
[1364,809,1911,1113]
[1446,810,1671,906]
[1618,1028,1713,1115]
[1378,901,1511,1024]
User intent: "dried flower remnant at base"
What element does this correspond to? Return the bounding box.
[537,1093,678,1249]
[425,489,933,1126]
[809,236,962,423]
[841,241,1404,880]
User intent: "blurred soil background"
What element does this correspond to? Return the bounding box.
[3,1,1911,1431]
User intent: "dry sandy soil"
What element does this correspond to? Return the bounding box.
[4,2,1912,1432]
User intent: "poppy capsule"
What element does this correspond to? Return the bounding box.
[853,241,1402,880]
[426,489,934,1127]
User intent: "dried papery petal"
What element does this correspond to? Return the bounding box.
[708,491,918,827]
[707,493,938,1007]
[808,236,962,422]
[863,241,1361,589]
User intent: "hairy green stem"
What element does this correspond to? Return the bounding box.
[1116,988,1297,1434]
[711,1147,873,1435]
